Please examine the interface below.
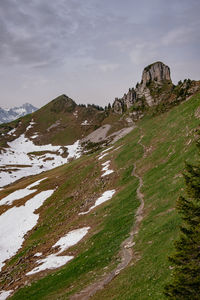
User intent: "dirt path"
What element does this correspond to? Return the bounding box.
[70,133,145,300]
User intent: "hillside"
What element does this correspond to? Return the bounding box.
[0,62,200,299]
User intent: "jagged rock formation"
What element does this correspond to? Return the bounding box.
[0,103,38,124]
[112,98,124,114]
[141,61,171,87]
[112,61,199,115]
[113,61,171,114]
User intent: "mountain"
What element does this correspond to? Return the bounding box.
[112,61,200,116]
[0,62,200,300]
[0,103,38,124]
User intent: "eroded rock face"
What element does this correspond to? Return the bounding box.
[141,61,171,87]
[113,98,123,114]
[122,88,136,109]
[112,61,172,114]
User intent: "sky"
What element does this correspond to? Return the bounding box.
[0,0,200,109]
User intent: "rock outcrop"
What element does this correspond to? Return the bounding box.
[112,98,124,114]
[0,103,37,124]
[141,61,171,87]
[113,61,173,113]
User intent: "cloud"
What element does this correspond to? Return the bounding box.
[162,25,200,46]
[129,43,161,66]
[99,63,119,72]
[0,0,95,67]
[0,0,199,108]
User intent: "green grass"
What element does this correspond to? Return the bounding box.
[7,92,200,299]
[10,143,141,299]
[91,93,200,300]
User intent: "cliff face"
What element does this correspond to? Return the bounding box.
[113,61,174,114]
[141,61,171,86]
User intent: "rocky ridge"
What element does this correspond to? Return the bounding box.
[0,103,38,124]
[112,61,199,117]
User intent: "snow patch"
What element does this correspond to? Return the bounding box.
[31,133,39,139]
[14,108,26,115]
[0,134,82,187]
[81,120,90,125]
[7,128,17,136]
[79,190,116,215]
[0,189,54,271]
[27,178,47,189]
[27,227,90,275]
[101,146,113,154]
[73,111,78,118]
[101,160,114,177]
[53,227,90,254]
[26,121,36,131]
[34,252,42,257]
[98,153,108,160]
[27,255,73,275]
[0,290,13,300]
[0,178,47,206]
[98,146,114,160]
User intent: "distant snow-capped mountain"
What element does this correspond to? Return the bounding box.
[0,103,38,124]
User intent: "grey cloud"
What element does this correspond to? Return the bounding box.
[0,0,199,108]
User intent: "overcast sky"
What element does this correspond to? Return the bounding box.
[0,0,200,108]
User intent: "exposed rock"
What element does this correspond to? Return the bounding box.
[82,124,111,143]
[122,88,136,109]
[113,98,124,114]
[0,103,38,124]
[111,61,173,114]
[141,61,171,87]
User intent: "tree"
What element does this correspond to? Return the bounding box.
[164,140,200,299]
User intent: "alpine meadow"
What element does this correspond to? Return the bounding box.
[0,60,200,300]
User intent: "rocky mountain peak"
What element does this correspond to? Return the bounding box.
[0,103,38,124]
[112,61,198,115]
[141,61,171,86]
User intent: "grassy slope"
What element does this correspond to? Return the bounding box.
[7,93,200,299]
[91,94,200,300]
[7,128,142,299]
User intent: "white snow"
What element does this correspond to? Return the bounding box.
[27,178,47,189]
[31,133,39,139]
[53,227,90,254]
[0,189,54,271]
[102,169,114,176]
[14,108,26,115]
[7,128,17,136]
[0,290,13,300]
[79,190,116,215]
[34,252,42,257]
[27,227,90,275]
[101,160,114,177]
[98,153,109,160]
[0,178,47,206]
[67,140,82,161]
[0,134,82,187]
[73,111,78,118]
[26,121,36,131]
[81,120,89,125]
[98,146,114,160]
[27,255,74,275]
[101,146,113,154]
